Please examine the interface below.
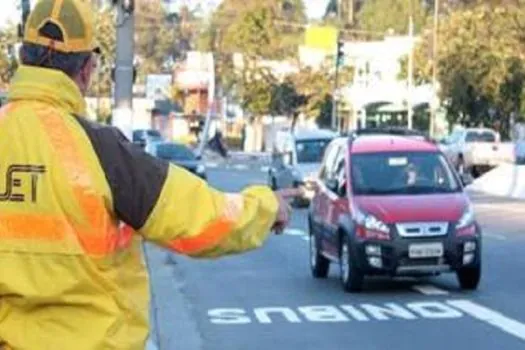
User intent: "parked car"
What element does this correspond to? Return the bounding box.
[439,127,514,177]
[155,142,207,180]
[268,127,338,206]
[308,134,481,292]
[132,129,163,155]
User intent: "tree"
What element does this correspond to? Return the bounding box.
[409,2,525,135]
[0,26,18,90]
[357,0,429,35]
[88,8,115,98]
[135,0,178,81]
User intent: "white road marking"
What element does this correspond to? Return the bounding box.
[302,236,310,241]
[447,300,525,342]
[474,203,525,214]
[283,228,306,236]
[233,164,248,170]
[208,301,468,325]
[412,285,450,295]
[483,233,507,240]
[260,166,270,172]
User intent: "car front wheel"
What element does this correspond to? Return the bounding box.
[340,236,364,292]
[309,223,329,278]
[457,265,481,290]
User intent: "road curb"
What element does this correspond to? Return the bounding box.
[144,243,203,350]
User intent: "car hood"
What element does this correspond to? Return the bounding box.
[171,159,201,170]
[353,193,468,223]
[295,163,322,179]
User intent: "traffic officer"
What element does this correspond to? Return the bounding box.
[0,0,300,349]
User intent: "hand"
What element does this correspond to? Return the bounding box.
[271,188,305,234]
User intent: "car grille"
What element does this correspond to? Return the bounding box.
[395,222,449,238]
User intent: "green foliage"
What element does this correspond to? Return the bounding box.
[200,0,307,119]
[88,8,115,97]
[135,0,179,81]
[357,0,429,35]
[410,2,525,134]
[0,25,18,89]
[237,65,276,117]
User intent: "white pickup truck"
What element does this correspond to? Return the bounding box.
[438,127,514,177]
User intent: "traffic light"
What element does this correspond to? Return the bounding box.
[336,40,344,66]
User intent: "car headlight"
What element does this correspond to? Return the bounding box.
[356,211,390,233]
[196,164,206,174]
[456,204,475,229]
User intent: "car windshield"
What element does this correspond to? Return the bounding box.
[443,129,464,144]
[156,144,196,161]
[351,151,461,195]
[295,139,331,163]
[465,131,496,142]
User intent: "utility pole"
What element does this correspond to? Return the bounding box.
[332,39,344,131]
[347,0,354,24]
[19,0,31,38]
[430,0,439,137]
[407,0,414,129]
[112,0,135,140]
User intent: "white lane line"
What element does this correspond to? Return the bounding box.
[283,228,306,236]
[447,300,525,342]
[474,203,525,214]
[412,285,450,295]
[483,233,507,240]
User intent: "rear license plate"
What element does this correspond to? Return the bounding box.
[409,243,444,258]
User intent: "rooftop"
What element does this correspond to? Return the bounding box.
[351,135,439,154]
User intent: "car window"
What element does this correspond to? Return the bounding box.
[465,131,496,142]
[351,151,461,195]
[295,138,332,163]
[319,141,340,181]
[445,129,464,144]
[156,143,196,161]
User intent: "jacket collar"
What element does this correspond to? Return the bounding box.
[7,65,87,116]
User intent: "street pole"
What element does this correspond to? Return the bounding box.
[113,0,135,141]
[407,1,414,130]
[331,62,340,131]
[430,0,439,137]
[196,52,216,157]
[19,0,31,38]
[348,0,354,24]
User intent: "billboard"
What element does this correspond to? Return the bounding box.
[304,25,338,53]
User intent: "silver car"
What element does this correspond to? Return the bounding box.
[268,128,337,206]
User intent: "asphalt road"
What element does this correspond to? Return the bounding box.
[146,165,525,350]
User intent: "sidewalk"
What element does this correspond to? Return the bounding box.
[467,164,525,200]
[143,243,203,350]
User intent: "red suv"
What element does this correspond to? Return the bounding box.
[308,134,481,292]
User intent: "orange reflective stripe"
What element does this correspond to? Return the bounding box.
[36,107,128,256]
[168,218,234,254]
[0,214,68,241]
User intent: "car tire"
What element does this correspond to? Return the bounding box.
[269,175,277,190]
[457,265,481,290]
[309,222,329,279]
[340,235,364,292]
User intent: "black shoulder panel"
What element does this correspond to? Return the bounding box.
[73,116,169,230]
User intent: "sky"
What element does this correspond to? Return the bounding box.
[0,0,330,29]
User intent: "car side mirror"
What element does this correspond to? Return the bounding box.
[460,174,473,186]
[325,178,338,193]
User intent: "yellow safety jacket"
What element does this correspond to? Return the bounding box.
[0,65,278,350]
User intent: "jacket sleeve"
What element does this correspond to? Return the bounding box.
[74,117,279,258]
[140,164,279,257]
